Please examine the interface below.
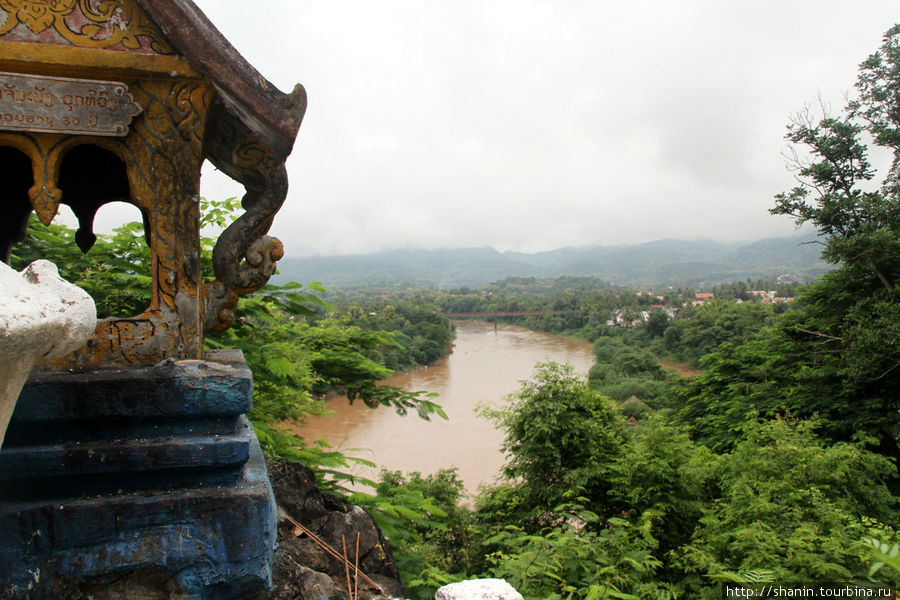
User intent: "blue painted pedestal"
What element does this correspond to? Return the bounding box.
[0,350,277,599]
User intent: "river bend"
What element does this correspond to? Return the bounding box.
[289,320,596,495]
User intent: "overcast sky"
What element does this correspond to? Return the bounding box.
[178,3,897,256]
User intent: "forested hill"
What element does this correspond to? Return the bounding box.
[275,233,829,289]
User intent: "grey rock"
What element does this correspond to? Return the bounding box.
[268,459,405,600]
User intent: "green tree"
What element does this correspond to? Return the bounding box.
[355,469,473,600]
[10,215,151,318]
[485,508,673,600]
[480,362,625,523]
[644,309,670,339]
[662,300,775,365]
[675,26,900,459]
[674,418,899,598]
[328,296,454,370]
[764,25,900,456]
[608,418,718,564]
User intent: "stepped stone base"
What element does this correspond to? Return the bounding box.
[0,350,276,599]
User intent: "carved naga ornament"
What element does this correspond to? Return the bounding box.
[0,0,306,365]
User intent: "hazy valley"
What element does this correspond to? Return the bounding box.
[275,232,829,289]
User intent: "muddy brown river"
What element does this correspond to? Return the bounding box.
[288,320,596,496]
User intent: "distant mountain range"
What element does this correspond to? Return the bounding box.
[274,234,831,289]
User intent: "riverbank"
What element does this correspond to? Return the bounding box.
[658,358,701,378]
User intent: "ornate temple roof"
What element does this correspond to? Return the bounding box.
[135,0,307,161]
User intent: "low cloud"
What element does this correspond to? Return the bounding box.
[182,1,899,257]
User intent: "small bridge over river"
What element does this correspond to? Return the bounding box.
[442,310,569,318]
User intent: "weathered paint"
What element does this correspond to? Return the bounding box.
[0,435,277,598]
[0,351,277,598]
[0,71,143,136]
[13,350,253,424]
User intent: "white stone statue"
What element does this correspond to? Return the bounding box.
[0,260,96,447]
[435,579,524,600]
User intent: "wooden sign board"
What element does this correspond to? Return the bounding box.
[0,72,142,136]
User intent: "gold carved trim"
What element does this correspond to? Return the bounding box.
[0,0,77,36]
[0,130,62,224]
[0,41,201,79]
[0,130,135,225]
[0,0,173,54]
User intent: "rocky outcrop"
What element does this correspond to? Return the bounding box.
[267,459,405,600]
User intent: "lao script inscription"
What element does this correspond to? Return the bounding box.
[0,72,142,136]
